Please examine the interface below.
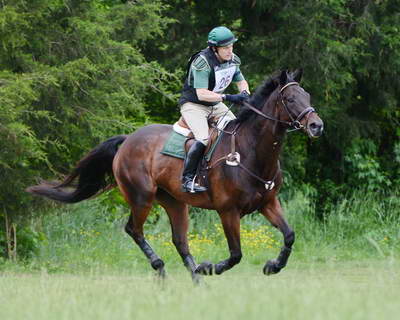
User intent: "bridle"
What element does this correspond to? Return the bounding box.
[207,81,317,192]
[242,82,316,132]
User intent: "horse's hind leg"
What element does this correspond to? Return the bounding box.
[125,212,165,276]
[260,196,294,275]
[156,190,200,282]
[120,184,166,276]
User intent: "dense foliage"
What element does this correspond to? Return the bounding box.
[150,0,400,212]
[1,0,399,256]
[0,0,175,227]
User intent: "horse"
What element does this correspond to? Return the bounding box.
[27,69,324,281]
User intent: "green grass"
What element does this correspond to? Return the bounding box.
[0,187,399,319]
[0,260,399,320]
[2,187,398,273]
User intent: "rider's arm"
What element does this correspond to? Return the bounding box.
[192,59,224,102]
[232,63,250,94]
[196,88,224,102]
[235,79,250,94]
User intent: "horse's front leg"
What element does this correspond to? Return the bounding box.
[196,210,242,275]
[260,196,295,275]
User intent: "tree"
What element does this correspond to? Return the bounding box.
[0,0,177,257]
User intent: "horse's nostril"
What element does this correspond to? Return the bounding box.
[309,122,323,136]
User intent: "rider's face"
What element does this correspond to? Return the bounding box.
[216,44,233,61]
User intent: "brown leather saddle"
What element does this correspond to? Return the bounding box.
[176,116,220,155]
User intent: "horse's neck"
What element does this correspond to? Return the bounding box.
[240,93,286,177]
[259,92,287,152]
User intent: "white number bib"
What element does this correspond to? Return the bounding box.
[213,66,236,93]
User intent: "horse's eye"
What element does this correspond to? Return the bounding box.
[287,98,295,103]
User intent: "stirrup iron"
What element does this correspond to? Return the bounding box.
[189,175,197,193]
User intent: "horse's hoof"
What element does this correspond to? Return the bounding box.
[151,258,165,271]
[214,263,224,275]
[195,261,213,275]
[263,260,281,275]
[191,272,202,285]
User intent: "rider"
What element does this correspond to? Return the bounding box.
[179,26,250,193]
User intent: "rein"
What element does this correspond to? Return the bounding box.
[207,81,315,191]
[242,82,315,131]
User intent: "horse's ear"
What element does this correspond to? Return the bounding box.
[279,70,288,85]
[293,68,303,83]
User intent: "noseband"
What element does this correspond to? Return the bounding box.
[243,82,315,131]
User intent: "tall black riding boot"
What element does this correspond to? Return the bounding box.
[181,141,207,193]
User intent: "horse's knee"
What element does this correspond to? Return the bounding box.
[285,230,295,247]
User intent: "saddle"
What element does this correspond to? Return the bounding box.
[173,115,230,154]
[172,115,232,190]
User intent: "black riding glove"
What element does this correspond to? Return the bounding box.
[222,91,249,104]
[241,90,250,98]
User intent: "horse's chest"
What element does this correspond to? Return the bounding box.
[238,191,270,215]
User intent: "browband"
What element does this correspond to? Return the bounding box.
[279,82,299,93]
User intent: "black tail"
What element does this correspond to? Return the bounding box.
[26,135,127,203]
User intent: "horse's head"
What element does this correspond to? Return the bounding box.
[275,69,323,138]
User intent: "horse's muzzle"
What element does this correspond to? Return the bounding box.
[307,120,324,138]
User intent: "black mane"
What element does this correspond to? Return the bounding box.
[234,73,280,124]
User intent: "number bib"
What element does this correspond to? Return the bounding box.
[213,66,236,93]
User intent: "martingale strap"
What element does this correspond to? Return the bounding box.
[207,81,315,191]
[207,125,280,191]
[237,161,280,191]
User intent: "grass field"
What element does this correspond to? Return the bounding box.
[1,188,399,319]
[1,260,399,320]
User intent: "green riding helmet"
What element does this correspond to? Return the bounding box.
[207,26,238,47]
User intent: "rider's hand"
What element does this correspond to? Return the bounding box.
[222,92,250,104]
[241,90,250,98]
